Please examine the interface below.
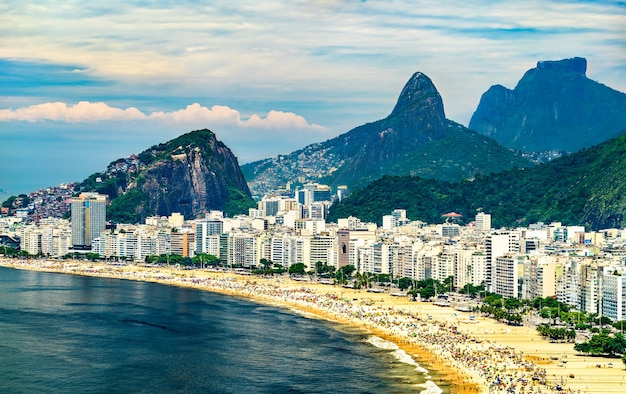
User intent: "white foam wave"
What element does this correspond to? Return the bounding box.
[365,335,399,350]
[366,336,430,374]
[391,349,429,373]
[418,380,444,394]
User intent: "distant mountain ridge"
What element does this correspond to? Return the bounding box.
[243,72,530,195]
[469,57,626,153]
[328,129,626,231]
[78,129,255,223]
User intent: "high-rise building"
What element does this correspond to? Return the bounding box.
[475,212,491,232]
[602,266,626,321]
[336,185,349,201]
[196,219,224,254]
[493,254,520,299]
[486,231,520,292]
[71,192,107,250]
[522,255,558,300]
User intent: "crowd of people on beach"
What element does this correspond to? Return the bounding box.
[2,259,582,394]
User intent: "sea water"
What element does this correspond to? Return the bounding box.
[0,267,447,393]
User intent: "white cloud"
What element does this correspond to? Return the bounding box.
[245,110,327,130]
[0,101,145,122]
[1,0,625,127]
[0,101,328,132]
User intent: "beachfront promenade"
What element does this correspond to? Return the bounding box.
[2,259,625,393]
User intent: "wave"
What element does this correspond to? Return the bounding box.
[417,380,444,394]
[365,335,399,350]
[366,336,430,374]
[390,349,429,374]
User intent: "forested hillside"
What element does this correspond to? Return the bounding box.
[328,130,626,230]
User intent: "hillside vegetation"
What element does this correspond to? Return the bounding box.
[328,130,626,230]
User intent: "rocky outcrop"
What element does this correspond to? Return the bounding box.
[139,144,250,218]
[469,57,626,153]
[81,129,254,223]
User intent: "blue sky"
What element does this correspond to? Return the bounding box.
[1,0,625,196]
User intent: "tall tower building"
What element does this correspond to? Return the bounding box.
[486,231,520,292]
[196,219,224,254]
[71,192,107,250]
[475,212,491,232]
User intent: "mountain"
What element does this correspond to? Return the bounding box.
[78,129,255,223]
[242,72,530,196]
[469,57,626,153]
[328,129,626,231]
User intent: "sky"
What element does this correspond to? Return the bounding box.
[1,0,625,196]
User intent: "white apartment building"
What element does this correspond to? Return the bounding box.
[283,235,311,270]
[227,233,258,268]
[581,263,604,314]
[602,266,626,321]
[196,219,223,255]
[486,232,520,292]
[310,235,337,267]
[493,254,520,299]
[20,220,72,257]
[522,254,558,300]
[557,258,583,307]
[470,252,487,287]
[475,212,491,232]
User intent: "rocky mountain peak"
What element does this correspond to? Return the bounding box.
[243,71,529,195]
[536,57,586,75]
[469,57,626,153]
[391,72,445,118]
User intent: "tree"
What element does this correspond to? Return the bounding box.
[419,284,436,300]
[504,297,521,311]
[288,263,306,275]
[337,265,356,277]
[540,307,560,324]
[260,258,273,270]
[459,283,484,297]
[335,265,355,284]
[506,313,523,326]
[315,261,335,275]
[607,333,626,355]
[484,294,503,308]
[397,277,413,291]
[271,263,286,275]
[355,272,375,290]
[193,253,219,268]
[85,253,101,261]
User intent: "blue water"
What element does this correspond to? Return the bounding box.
[0,267,440,393]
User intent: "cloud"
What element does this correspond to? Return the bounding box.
[1,0,625,127]
[0,101,145,122]
[0,101,328,132]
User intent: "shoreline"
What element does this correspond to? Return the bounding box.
[3,259,626,393]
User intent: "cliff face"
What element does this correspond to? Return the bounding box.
[80,129,254,223]
[243,72,529,195]
[139,140,251,218]
[469,57,626,153]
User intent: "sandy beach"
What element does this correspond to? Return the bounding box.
[2,259,625,393]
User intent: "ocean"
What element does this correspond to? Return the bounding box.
[0,266,445,393]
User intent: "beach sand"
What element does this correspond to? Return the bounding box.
[3,259,625,393]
